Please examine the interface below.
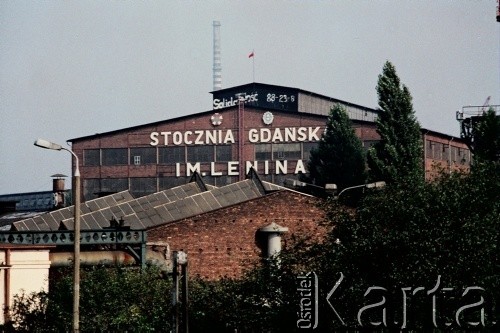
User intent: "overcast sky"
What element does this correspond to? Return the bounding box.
[1,1,499,195]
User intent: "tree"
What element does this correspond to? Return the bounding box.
[368,61,423,183]
[314,164,500,330]
[473,108,500,163]
[10,265,173,332]
[305,104,367,190]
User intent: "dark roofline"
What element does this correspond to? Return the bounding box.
[69,82,381,142]
[421,128,464,141]
[211,82,378,113]
[0,190,70,200]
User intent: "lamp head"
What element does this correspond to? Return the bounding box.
[34,138,63,151]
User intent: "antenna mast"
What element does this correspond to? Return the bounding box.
[213,21,222,91]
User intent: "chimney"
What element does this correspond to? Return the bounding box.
[51,174,67,209]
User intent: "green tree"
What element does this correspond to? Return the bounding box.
[10,265,172,332]
[314,164,500,330]
[473,108,500,163]
[368,61,423,183]
[305,104,367,190]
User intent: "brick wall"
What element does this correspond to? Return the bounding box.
[147,190,327,280]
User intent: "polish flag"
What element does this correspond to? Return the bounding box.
[248,51,254,58]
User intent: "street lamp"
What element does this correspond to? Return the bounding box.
[34,138,81,332]
[336,181,386,199]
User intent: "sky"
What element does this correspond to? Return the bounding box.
[1,1,499,195]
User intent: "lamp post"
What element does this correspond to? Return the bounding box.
[34,138,81,332]
[336,181,386,199]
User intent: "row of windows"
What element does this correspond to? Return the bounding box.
[255,143,317,161]
[83,143,319,167]
[83,176,237,200]
[83,146,233,166]
[426,141,470,164]
[82,173,305,200]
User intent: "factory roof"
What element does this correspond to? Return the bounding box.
[10,171,289,232]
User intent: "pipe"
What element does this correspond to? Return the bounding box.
[50,249,172,272]
[4,249,11,323]
[448,137,454,173]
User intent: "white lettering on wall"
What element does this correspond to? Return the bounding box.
[294,160,306,174]
[246,127,321,144]
[187,162,200,176]
[150,132,159,146]
[228,161,239,176]
[150,127,321,146]
[213,92,259,110]
[173,160,307,177]
[149,130,236,146]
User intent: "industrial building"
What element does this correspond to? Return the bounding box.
[0,82,471,324]
[67,82,470,201]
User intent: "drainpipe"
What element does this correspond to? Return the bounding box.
[3,249,11,323]
[423,131,430,179]
[258,222,289,258]
[448,137,454,173]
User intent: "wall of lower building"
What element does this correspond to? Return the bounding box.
[0,248,51,324]
[147,190,327,280]
[423,132,471,179]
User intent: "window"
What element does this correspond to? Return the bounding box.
[130,147,156,165]
[159,176,186,190]
[443,144,449,161]
[215,145,232,162]
[451,147,458,163]
[130,177,156,197]
[83,179,100,200]
[362,140,378,152]
[273,143,301,160]
[432,142,442,160]
[255,144,272,160]
[102,148,128,165]
[83,149,100,166]
[187,146,213,162]
[101,178,128,193]
[214,175,236,186]
[302,142,318,161]
[426,141,434,158]
[159,146,185,164]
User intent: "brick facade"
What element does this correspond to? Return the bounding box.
[147,190,327,279]
[70,83,471,200]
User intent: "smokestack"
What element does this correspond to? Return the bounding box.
[51,174,66,209]
[213,21,222,91]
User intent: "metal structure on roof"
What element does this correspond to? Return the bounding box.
[10,169,284,233]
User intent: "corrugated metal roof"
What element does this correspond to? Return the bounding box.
[9,173,290,232]
[59,181,206,230]
[119,178,266,229]
[11,191,134,231]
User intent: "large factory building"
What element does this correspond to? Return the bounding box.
[69,82,470,201]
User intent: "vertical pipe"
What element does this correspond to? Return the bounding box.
[4,249,11,324]
[448,137,454,173]
[182,263,188,333]
[238,99,244,180]
[72,155,81,333]
[172,252,179,333]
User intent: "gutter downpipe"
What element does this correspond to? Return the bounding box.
[423,131,430,179]
[4,249,10,323]
[448,136,454,174]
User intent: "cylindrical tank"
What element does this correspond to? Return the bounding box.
[53,178,65,192]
